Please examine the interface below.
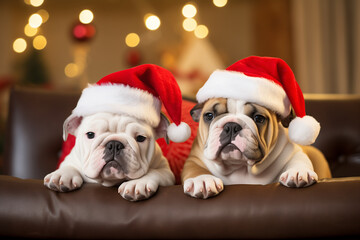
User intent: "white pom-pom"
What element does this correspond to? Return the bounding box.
[288,115,320,145]
[167,122,191,143]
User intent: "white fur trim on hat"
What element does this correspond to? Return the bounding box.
[196,70,292,117]
[72,84,162,127]
[288,115,320,145]
[167,122,191,143]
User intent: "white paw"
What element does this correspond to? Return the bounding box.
[279,168,318,188]
[44,166,83,192]
[183,174,224,199]
[118,179,158,201]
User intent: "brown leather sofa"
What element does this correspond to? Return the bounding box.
[1,87,360,239]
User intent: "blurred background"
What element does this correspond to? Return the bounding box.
[0,0,359,165]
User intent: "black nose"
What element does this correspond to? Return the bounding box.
[220,122,242,144]
[224,122,242,135]
[104,140,124,162]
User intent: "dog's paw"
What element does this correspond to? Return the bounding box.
[279,168,318,188]
[183,174,224,199]
[118,179,158,201]
[44,166,83,192]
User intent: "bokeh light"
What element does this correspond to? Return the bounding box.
[144,14,161,31]
[33,35,47,50]
[29,13,43,28]
[65,63,80,78]
[30,0,44,7]
[125,33,140,47]
[194,25,209,39]
[213,0,228,7]
[37,9,49,23]
[79,9,94,24]
[182,4,197,18]
[13,38,27,53]
[183,18,197,32]
[24,24,38,37]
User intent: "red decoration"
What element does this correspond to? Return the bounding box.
[126,49,141,67]
[72,22,96,42]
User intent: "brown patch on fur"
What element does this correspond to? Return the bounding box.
[181,98,227,183]
[302,146,332,179]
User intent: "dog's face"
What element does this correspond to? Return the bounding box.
[63,112,168,182]
[191,98,292,174]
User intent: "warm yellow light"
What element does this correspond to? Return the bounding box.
[33,35,47,50]
[24,0,31,5]
[194,25,209,39]
[37,9,49,23]
[65,63,80,78]
[29,13,43,28]
[183,18,197,32]
[161,52,176,69]
[145,14,161,31]
[24,24,38,37]
[125,33,140,47]
[79,9,94,24]
[213,0,228,7]
[182,4,197,18]
[30,0,44,7]
[13,38,27,53]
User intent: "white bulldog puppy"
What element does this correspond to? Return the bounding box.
[44,112,175,201]
[44,64,191,201]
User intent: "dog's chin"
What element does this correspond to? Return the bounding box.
[100,161,127,180]
[217,144,257,166]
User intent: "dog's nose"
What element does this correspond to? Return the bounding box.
[223,122,242,136]
[105,140,124,158]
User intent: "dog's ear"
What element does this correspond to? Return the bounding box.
[190,102,205,122]
[280,108,296,128]
[155,112,170,144]
[63,115,83,141]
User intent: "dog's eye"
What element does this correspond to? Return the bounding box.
[86,132,95,139]
[136,135,146,142]
[254,114,266,124]
[203,112,214,122]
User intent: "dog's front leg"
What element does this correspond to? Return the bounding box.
[118,154,175,201]
[44,165,83,192]
[182,156,224,199]
[279,149,318,188]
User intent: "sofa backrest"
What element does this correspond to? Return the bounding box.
[2,87,360,180]
[305,94,360,177]
[3,87,79,179]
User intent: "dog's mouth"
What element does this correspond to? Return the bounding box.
[216,143,260,166]
[100,160,127,179]
[218,144,242,161]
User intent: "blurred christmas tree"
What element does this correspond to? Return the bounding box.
[20,49,49,86]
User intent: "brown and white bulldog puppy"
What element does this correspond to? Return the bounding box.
[44,112,175,201]
[181,98,331,199]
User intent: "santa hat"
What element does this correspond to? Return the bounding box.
[72,64,191,143]
[196,56,320,145]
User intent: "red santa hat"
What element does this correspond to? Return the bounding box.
[72,64,191,143]
[196,56,320,145]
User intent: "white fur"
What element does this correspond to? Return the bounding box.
[73,84,162,127]
[167,122,191,143]
[44,113,175,201]
[288,116,320,145]
[196,70,291,117]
